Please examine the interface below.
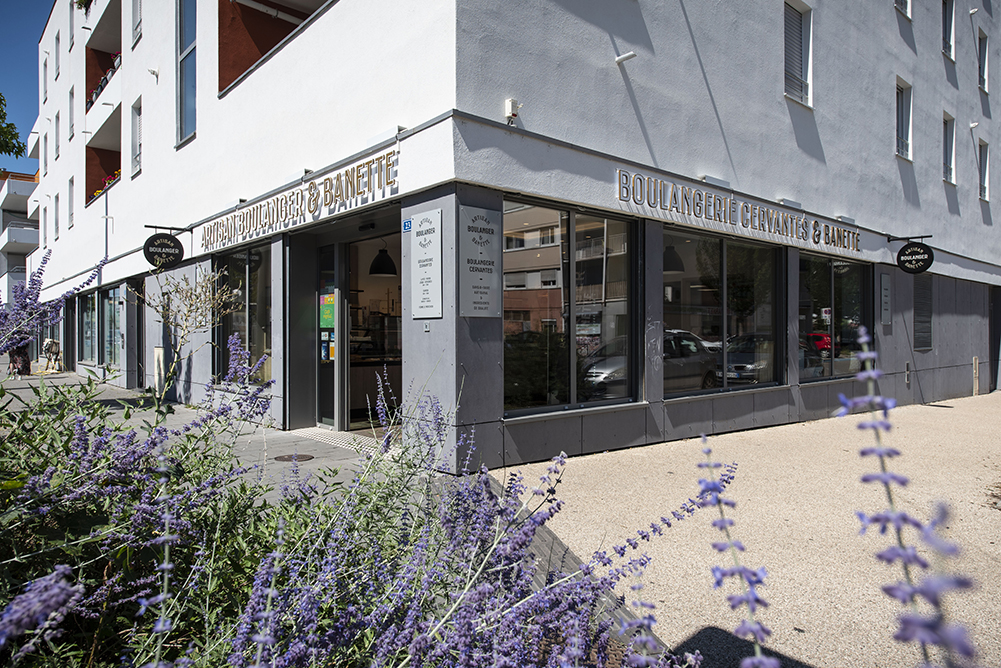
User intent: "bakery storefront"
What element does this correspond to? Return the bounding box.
[183,123,880,472]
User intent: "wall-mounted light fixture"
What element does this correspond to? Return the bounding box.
[970,8,979,15]
[615,51,638,65]
[970,121,980,129]
[504,98,521,125]
[148,68,159,83]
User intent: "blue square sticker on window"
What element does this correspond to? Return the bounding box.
[402,219,412,233]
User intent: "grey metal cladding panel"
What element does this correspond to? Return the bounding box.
[455,316,504,425]
[937,276,961,366]
[504,414,583,466]
[797,382,830,421]
[752,388,792,427]
[647,398,667,443]
[935,365,972,402]
[286,233,318,429]
[581,405,650,455]
[459,421,504,471]
[664,397,713,440]
[712,392,754,433]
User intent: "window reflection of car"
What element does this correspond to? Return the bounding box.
[804,332,840,358]
[663,330,718,392]
[581,337,629,398]
[716,333,774,384]
[799,334,827,378]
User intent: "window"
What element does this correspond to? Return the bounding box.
[539,226,557,246]
[69,1,74,49]
[979,30,989,91]
[219,245,272,382]
[663,229,780,395]
[133,0,142,42]
[68,177,74,227]
[79,292,97,363]
[42,207,47,248]
[131,99,142,174]
[896,81,911,159]
[943,115,955,182]
[43,134,48,175]
[54,194,60,240]
[178,0,197,142]
[101,287,121,367]
[68,88,74,139]
[980,141,989,200]
[895,0,909,17]
[54,33,60,78]
[504,231,525,250]
[784,2,811,104]
[42,58,48,102]
[942,0,954,57]
[503,203,634,411]
[798,255,869,380]
[54,113,60,159]
[913,274,933,350]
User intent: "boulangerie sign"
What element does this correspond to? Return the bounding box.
[409,209,443,319]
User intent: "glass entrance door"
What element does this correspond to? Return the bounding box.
[347,233,402,431]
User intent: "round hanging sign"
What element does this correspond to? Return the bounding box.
[896,242,934,274]
[143,233,185,270]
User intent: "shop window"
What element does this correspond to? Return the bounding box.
[101,287,121,368]
[503,203,634,412]
[662,229,779,396]
[914,274,933,350]
[798,254,869,380]
[219,244,272,382]
[79,292,98,363]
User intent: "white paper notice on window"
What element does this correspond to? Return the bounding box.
[411,208,443,319]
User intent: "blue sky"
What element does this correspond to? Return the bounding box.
[0,1,55,174]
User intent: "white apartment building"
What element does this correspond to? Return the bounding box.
[29,0,1000,470]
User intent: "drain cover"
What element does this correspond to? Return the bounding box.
[274,454,315,462]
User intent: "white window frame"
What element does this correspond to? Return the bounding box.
[42,207,48,248]
[69,0,74,49]
[54,112,60,159]
[42,58,48,103]
[43,133,48,175]
[54,33,60,79]
[895,0,911,19]
[54,194,60,241]
[942,0,955,59]
[979,141,989,201]
[131,98,142,175]
[68,88,74,139]
[943,114,955,183]
[784,1,813,107]
[177,0,197,144]
[895,79,912,160]
[979,30,989,93]
[68,177,74,228]
[133,0,142,43]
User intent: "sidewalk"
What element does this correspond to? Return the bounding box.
[0,354,369,498]
[502,392,1001,668]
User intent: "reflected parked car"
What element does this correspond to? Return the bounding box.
[716,333,775,384]
[803,332,840,358]
[663,330,718,392]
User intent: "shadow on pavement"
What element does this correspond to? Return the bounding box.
[673,626,817,668]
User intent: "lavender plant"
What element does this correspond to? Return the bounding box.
[840,326,977,667]
[695,443,777,668]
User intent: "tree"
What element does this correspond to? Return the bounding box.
[0,93,27,159]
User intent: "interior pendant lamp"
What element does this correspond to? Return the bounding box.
[369,238,398,277]
[663,235,686,273]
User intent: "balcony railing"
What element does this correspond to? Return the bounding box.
[944,163,953,182]
[896,136,910,158]
[85,54,122,112]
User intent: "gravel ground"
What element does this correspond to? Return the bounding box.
[500,392,1001,668]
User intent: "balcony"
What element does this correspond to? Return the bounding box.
[1,223,39,254]
[0,266,27,307]
[85,0,122,112]
[0,174,37,212]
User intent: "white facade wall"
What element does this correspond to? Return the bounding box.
[33,0,457,298]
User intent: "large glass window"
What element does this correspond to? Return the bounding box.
[798,253,868,379]
[663,228,779,394]
[101,287,121,368]
[220,245,271,382]
[503,204,634,412]
[79,292,97,363]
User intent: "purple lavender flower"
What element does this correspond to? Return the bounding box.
[0,565,84,655]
